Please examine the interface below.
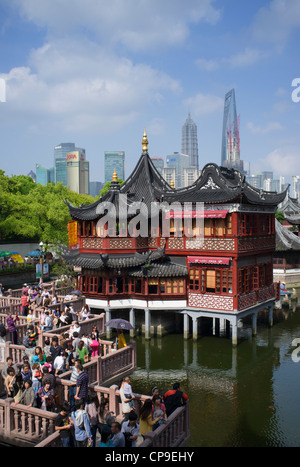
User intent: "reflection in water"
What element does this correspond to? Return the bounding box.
[131,305,300,447]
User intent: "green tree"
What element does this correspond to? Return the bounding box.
[0,171,96,245]
[275,210,285,224]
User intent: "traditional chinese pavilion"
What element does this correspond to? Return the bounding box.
[65,132,287,345]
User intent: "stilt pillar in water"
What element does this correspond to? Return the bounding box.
[105,307,112,339]
[129,308,135,338]
[231,319,238,347]
[183,313,190,340]
[145,307,151,340]
[192,316,198,341]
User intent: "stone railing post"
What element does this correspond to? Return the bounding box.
[4,397,14,438]
[109,384,119,416]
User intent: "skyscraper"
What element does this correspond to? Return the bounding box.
[66,148,90,195]
[221,89,244,173]
[54,143,76,186]
[104,151,125,183]
[151,157,164,175]
[36,164,50,185]
[181,113,199,169]
[166,152,189,188]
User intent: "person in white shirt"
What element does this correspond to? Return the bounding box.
[54,351,67,375]
[70,322,81,337]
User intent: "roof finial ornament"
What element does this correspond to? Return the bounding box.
[170,179,175,188]
[142,128,149,153]
[112,168,118,182]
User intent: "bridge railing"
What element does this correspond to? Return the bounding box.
[140,401,190,448]
[0,397,58,445]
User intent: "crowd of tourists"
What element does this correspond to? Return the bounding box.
[2,281,92,346]
[0,282,189,447]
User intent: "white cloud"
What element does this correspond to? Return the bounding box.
[183,93,223,117]
[196,47,267,72]
[252,0,300,48]
[3,38,181,132]
[225,48,267,68]
[264,148,300,176]
[247,121,284,135]
[195,58,219,71]
[12,0,221,51]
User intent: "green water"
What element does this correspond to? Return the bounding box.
[130,307,300,447]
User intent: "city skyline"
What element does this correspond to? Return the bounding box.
[0,1,300,182]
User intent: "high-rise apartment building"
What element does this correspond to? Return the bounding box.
[54,143,76,186]
[181,113,199,170]
[183,167,200,187]
[221,89,244,173]
[66,149,90,195]
[104,151,125,183]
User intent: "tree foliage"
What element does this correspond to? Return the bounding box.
[275,210,285,224]
[0,171,95,245]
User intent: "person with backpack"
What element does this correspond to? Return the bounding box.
[163,382,188,417]
[71,398,92,447]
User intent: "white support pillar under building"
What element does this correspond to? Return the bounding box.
[231,316,238,347]
[105,307,111,339]
[192,316,198,341]
[129,308,135,338]
[145,307,151,340]
[184,313,190,340]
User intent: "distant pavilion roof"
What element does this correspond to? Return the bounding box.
[275,219,300,251]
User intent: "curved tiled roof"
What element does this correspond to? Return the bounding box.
[64,247,166,269]
[67,153,288,221]
[275,219,300,251]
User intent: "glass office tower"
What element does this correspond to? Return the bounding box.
[54,143,76,185]
[104,151,125,183]
[221,89,244,173]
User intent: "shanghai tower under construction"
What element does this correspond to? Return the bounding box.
[221,89,244,173]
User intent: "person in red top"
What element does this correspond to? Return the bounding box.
[21,292,29,317]
[163,382,188,417]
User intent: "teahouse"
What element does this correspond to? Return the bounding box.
[65,132,287,345]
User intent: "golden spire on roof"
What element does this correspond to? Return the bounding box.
[112,168,118,182]
[170,179,175,188]
[142,128,149,153]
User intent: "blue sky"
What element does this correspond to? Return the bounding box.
[0,0,300,183]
